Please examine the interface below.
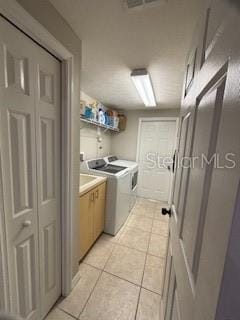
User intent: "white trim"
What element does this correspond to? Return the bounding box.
[0,151,10,312]
[61,59,74,296]
[136,117,179,204]
[169,118,179,204]
[0,0,74,298]
[169,116,182,206]
[0,0,70,60]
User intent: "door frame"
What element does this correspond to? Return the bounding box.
[0,0,75,302]
[136,117,179,204]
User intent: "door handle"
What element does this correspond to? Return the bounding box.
[90,192,94,202]
[162,208,172,217]
[173,151,176,173]
[22,220,32,227]
[95,189,99,200]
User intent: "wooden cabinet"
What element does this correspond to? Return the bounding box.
[79,182,106,259]
[79,190,94,259]
[93,182,106,241]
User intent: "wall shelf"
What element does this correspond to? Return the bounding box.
[80,117,120,132]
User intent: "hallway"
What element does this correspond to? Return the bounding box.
[46,198,169,320]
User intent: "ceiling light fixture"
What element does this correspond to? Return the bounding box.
[131,69,156,107]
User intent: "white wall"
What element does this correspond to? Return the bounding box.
[80,91,112,160]
[80,126,112,160]
[16,0,82,279]
[111,109,180,161]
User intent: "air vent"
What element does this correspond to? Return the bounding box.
[125,0,166,10]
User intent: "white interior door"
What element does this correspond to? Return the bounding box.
[137,119,177,202]
[0,17,40,320]
[0,17,61,320]
[35,38,61,318]
[162,1,240,319]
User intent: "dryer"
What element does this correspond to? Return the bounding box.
[105,156,138,211]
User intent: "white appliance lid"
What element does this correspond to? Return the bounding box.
[110,159,138,169]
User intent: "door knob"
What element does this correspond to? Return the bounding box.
[22,220,31,227]
[162,208,172,217]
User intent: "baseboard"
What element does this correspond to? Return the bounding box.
[71,268,81,289]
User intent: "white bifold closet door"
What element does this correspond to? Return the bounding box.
[0,17,61,320]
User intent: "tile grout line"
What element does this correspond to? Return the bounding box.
[126,224,154,233]
[140,286,162,297]
[81,225,167,287]
[121,215,169,241]
[81,262,163,296]
[58,307,79,320]
[77,242,118,319]
[112,241,150,255]
[72,199,167,320]
[148,205,167,293]
[50,199,166,320]
[77,268,103,319]
[134,207,154,320]
[103,269,162,296]
[102,269,141,288]
[79,200,163,319]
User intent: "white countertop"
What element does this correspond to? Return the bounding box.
[79,173,107,196]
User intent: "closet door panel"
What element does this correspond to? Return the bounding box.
[0,16,62,320]
[35,46,61,318]
[0,17,40,320]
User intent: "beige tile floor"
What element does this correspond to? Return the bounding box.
[46,198,169,320]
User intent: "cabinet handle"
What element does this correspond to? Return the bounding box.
[95,189,99,200]
[90,192,94,202]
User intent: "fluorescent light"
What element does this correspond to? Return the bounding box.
[131,69,156,107]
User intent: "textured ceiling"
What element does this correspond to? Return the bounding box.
[50,0,203,110]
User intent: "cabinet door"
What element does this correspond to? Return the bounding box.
[93,183,106,241]
[79,191,94,259]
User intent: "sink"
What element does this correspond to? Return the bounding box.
[80,174,98,187]
[79,173,106,196]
